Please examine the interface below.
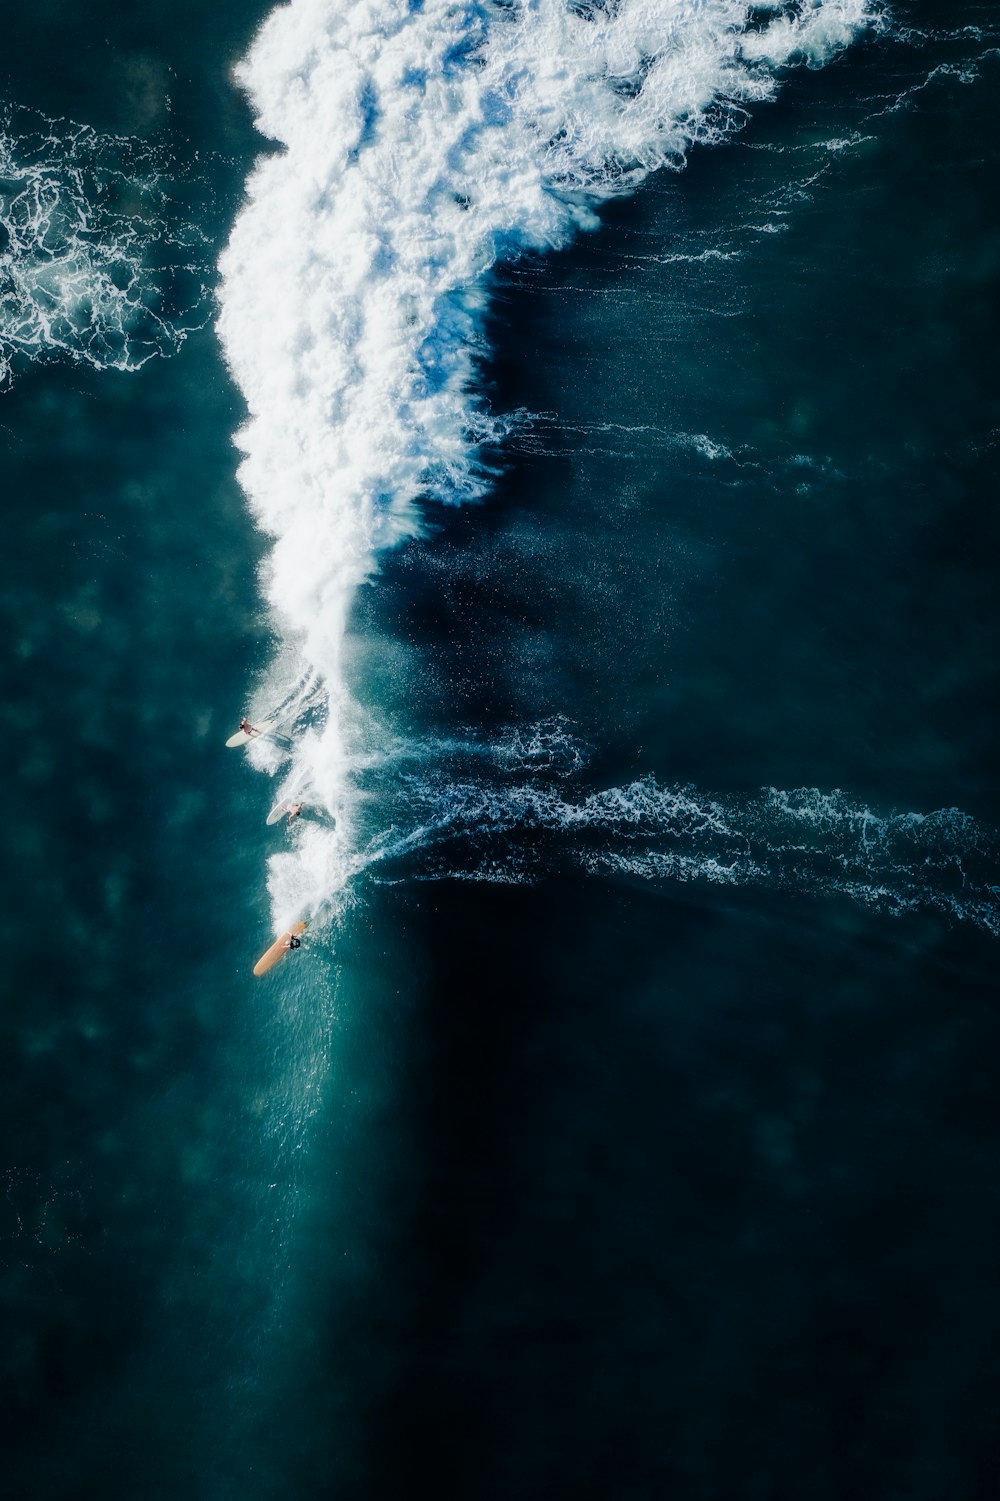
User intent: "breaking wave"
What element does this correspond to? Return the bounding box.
[216,0,878,929]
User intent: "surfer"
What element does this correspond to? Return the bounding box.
[265,798,308,827]
[227,715,268,748]
[253,920,307,975]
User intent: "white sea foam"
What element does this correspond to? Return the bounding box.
[217,0,875,929]
[0,105,210,385]
[362,750,1000,934]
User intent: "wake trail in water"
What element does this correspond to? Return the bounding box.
[350,724,1000,936]
[217,0,878,930]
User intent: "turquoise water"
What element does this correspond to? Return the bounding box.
[2,3,1000,1498]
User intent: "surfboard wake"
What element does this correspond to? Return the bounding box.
[357,744,1000,937]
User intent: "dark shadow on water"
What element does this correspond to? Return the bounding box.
[297,876,1000,1501]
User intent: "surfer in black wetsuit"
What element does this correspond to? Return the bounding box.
[286,934,302,951]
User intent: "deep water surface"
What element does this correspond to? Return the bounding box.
[2,4,1000,1500]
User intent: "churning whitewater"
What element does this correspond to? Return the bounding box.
[217,0,879,930]
[0,104,210,385]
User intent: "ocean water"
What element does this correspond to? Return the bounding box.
[2,2,999,1497]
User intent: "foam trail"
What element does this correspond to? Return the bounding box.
[0,104,211,385]
[217,0,875,930]
[359,750,1000,935]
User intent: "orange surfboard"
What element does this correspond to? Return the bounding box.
[253,921,307,977]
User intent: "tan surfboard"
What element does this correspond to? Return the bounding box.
[252,921,307,977]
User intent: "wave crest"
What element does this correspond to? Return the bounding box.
[216,0,876,927]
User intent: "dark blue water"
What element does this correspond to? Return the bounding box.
[2,4,1000,1499]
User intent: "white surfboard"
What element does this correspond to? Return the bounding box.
[266,799,304,826]
[225,717,278,748]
